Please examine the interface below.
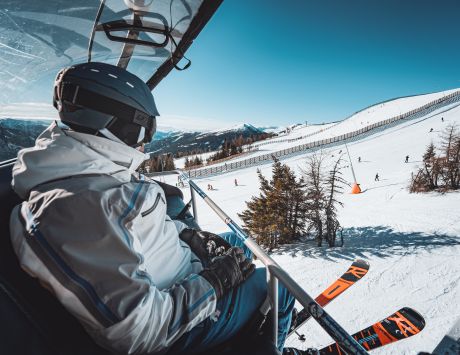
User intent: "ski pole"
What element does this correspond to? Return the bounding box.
[178,171,368,355]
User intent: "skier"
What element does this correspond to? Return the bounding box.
[430,128,433,132]
[358,156,361,163]
[405,155,409,163]
[234,178,238,186]
[8,63,297,355]
[441,117,444,122]
[375,173,380,181]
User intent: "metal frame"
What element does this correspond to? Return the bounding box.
[154,170,369,354]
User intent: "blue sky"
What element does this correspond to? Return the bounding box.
[154,0,460,128]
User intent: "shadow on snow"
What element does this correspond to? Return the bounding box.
[272,226,460,262]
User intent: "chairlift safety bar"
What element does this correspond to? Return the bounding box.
[150,170,369,354]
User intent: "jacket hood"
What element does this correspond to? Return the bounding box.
[12,122,147,199]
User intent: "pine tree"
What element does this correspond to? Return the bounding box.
[238,158,306,251]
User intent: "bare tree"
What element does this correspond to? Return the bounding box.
[324,157,346,247]
[440,124,460,189]
[302,153,326,246]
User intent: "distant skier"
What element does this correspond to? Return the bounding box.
[375,173,380,181]
[430,128,433,132]
[234,178,238,186]
[405,155,409,163]
[441,117,444,122]
[358,156,361,163]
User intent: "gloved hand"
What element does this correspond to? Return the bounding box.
[200,247,255,299]
[179,229,232,262]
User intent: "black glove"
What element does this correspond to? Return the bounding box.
[200,247,255,299]
[179,229,232,262]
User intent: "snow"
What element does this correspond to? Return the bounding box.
[161,88,460,354]
[192,89,460,169]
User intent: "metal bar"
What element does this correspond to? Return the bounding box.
[178,171,368,354]
[268,269,278,345]
[190,184,198,223]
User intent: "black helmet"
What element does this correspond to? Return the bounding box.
[53,62,158,147]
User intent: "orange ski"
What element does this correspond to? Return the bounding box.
[319,307,425,354]
[289,259,370,339]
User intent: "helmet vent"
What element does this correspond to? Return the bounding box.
[108,73,118,78]
[126,82,134,88]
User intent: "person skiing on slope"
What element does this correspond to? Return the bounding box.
[9,62,296,355]
[405,155,409,163]
[375,173,380,181]
[234,178,238,186]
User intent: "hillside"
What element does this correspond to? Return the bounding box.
[145,123,267,156]
[162,89,460,354]
[0,118,52,161]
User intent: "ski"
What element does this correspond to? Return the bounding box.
[319,307,426,354]
[289,259,370,339]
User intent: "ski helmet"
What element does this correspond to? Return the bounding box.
[53,62,158,147]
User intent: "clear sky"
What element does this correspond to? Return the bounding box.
[153,0,460,128]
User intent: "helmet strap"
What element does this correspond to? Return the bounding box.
[98,128,126,144]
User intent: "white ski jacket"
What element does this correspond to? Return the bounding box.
[9,122,217,354]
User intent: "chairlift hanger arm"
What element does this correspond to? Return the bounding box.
[146,0,223,90]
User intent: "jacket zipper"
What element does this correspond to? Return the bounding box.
[141,193,164,217]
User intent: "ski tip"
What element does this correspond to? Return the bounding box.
[353,259,370,269]
[400,307,426,329]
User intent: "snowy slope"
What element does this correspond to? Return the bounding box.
[193,89,460,168]
[161,90,460,354]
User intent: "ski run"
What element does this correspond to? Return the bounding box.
[162,89,460,354]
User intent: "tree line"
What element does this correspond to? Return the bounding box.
[410,124,460,192]
[238,155,345,252]
[182,133,273,169]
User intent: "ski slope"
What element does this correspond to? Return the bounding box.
[163,89,460,354]
[178,89,459,171]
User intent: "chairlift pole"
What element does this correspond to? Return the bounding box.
[345,143,357,183]
[345,143,362,194]
[178,171,368,354]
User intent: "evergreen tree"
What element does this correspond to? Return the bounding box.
[184,156,190,168]
[238,158,306,251]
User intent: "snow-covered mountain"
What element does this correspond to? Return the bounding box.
[0,118,52,161]
[147,123,268,156]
